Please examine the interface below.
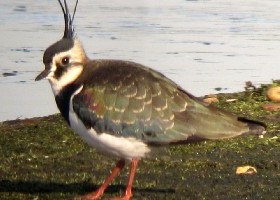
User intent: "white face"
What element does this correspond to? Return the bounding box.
[46,40,85,96]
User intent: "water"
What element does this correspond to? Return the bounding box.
[1,0,280,121]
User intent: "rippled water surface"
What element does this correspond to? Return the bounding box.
[1,0,280,121]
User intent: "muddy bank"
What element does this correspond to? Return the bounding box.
[0,83,279,199]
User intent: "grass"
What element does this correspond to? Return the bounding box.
[0,83,280,199]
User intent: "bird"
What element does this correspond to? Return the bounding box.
[35,0,266,199]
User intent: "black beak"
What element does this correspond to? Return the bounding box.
[35,69,50,81]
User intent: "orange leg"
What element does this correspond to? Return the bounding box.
[116,159,139,200]
[81,159,139,200]
[82,159,126,200]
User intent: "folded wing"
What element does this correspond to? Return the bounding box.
[72,60,264,145]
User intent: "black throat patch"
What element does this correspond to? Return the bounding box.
[55,83,81,125]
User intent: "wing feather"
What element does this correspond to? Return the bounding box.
[72,60,250,145]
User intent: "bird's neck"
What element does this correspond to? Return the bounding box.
[55,83,82,125]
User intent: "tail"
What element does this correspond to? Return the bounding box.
[238,117,266,136]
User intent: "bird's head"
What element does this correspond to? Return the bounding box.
[35,0,87,95]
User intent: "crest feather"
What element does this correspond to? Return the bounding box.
[58,0,79,39]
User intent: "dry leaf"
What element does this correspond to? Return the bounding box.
[262,103,280,111]
[236,166,257,175]
[226,98,238,103]
[203,95,218,104]
[267,86,280,102]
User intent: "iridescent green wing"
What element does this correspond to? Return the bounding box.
[72,60,249,145]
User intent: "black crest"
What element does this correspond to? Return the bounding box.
[58,0,79,39]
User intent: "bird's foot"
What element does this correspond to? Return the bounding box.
[80,190,104,200]
[110,193,132,200]
[80,193,132,200]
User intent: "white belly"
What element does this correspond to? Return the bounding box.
[68,87,151,160]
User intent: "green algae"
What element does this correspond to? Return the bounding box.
[0,83,280,199]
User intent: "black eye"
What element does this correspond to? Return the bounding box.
[61,57,70,65]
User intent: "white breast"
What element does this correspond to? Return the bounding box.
[68,86,151,160]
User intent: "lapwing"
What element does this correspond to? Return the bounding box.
[35,0,266,199]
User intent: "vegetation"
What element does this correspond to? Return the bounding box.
[0,82,279,199]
